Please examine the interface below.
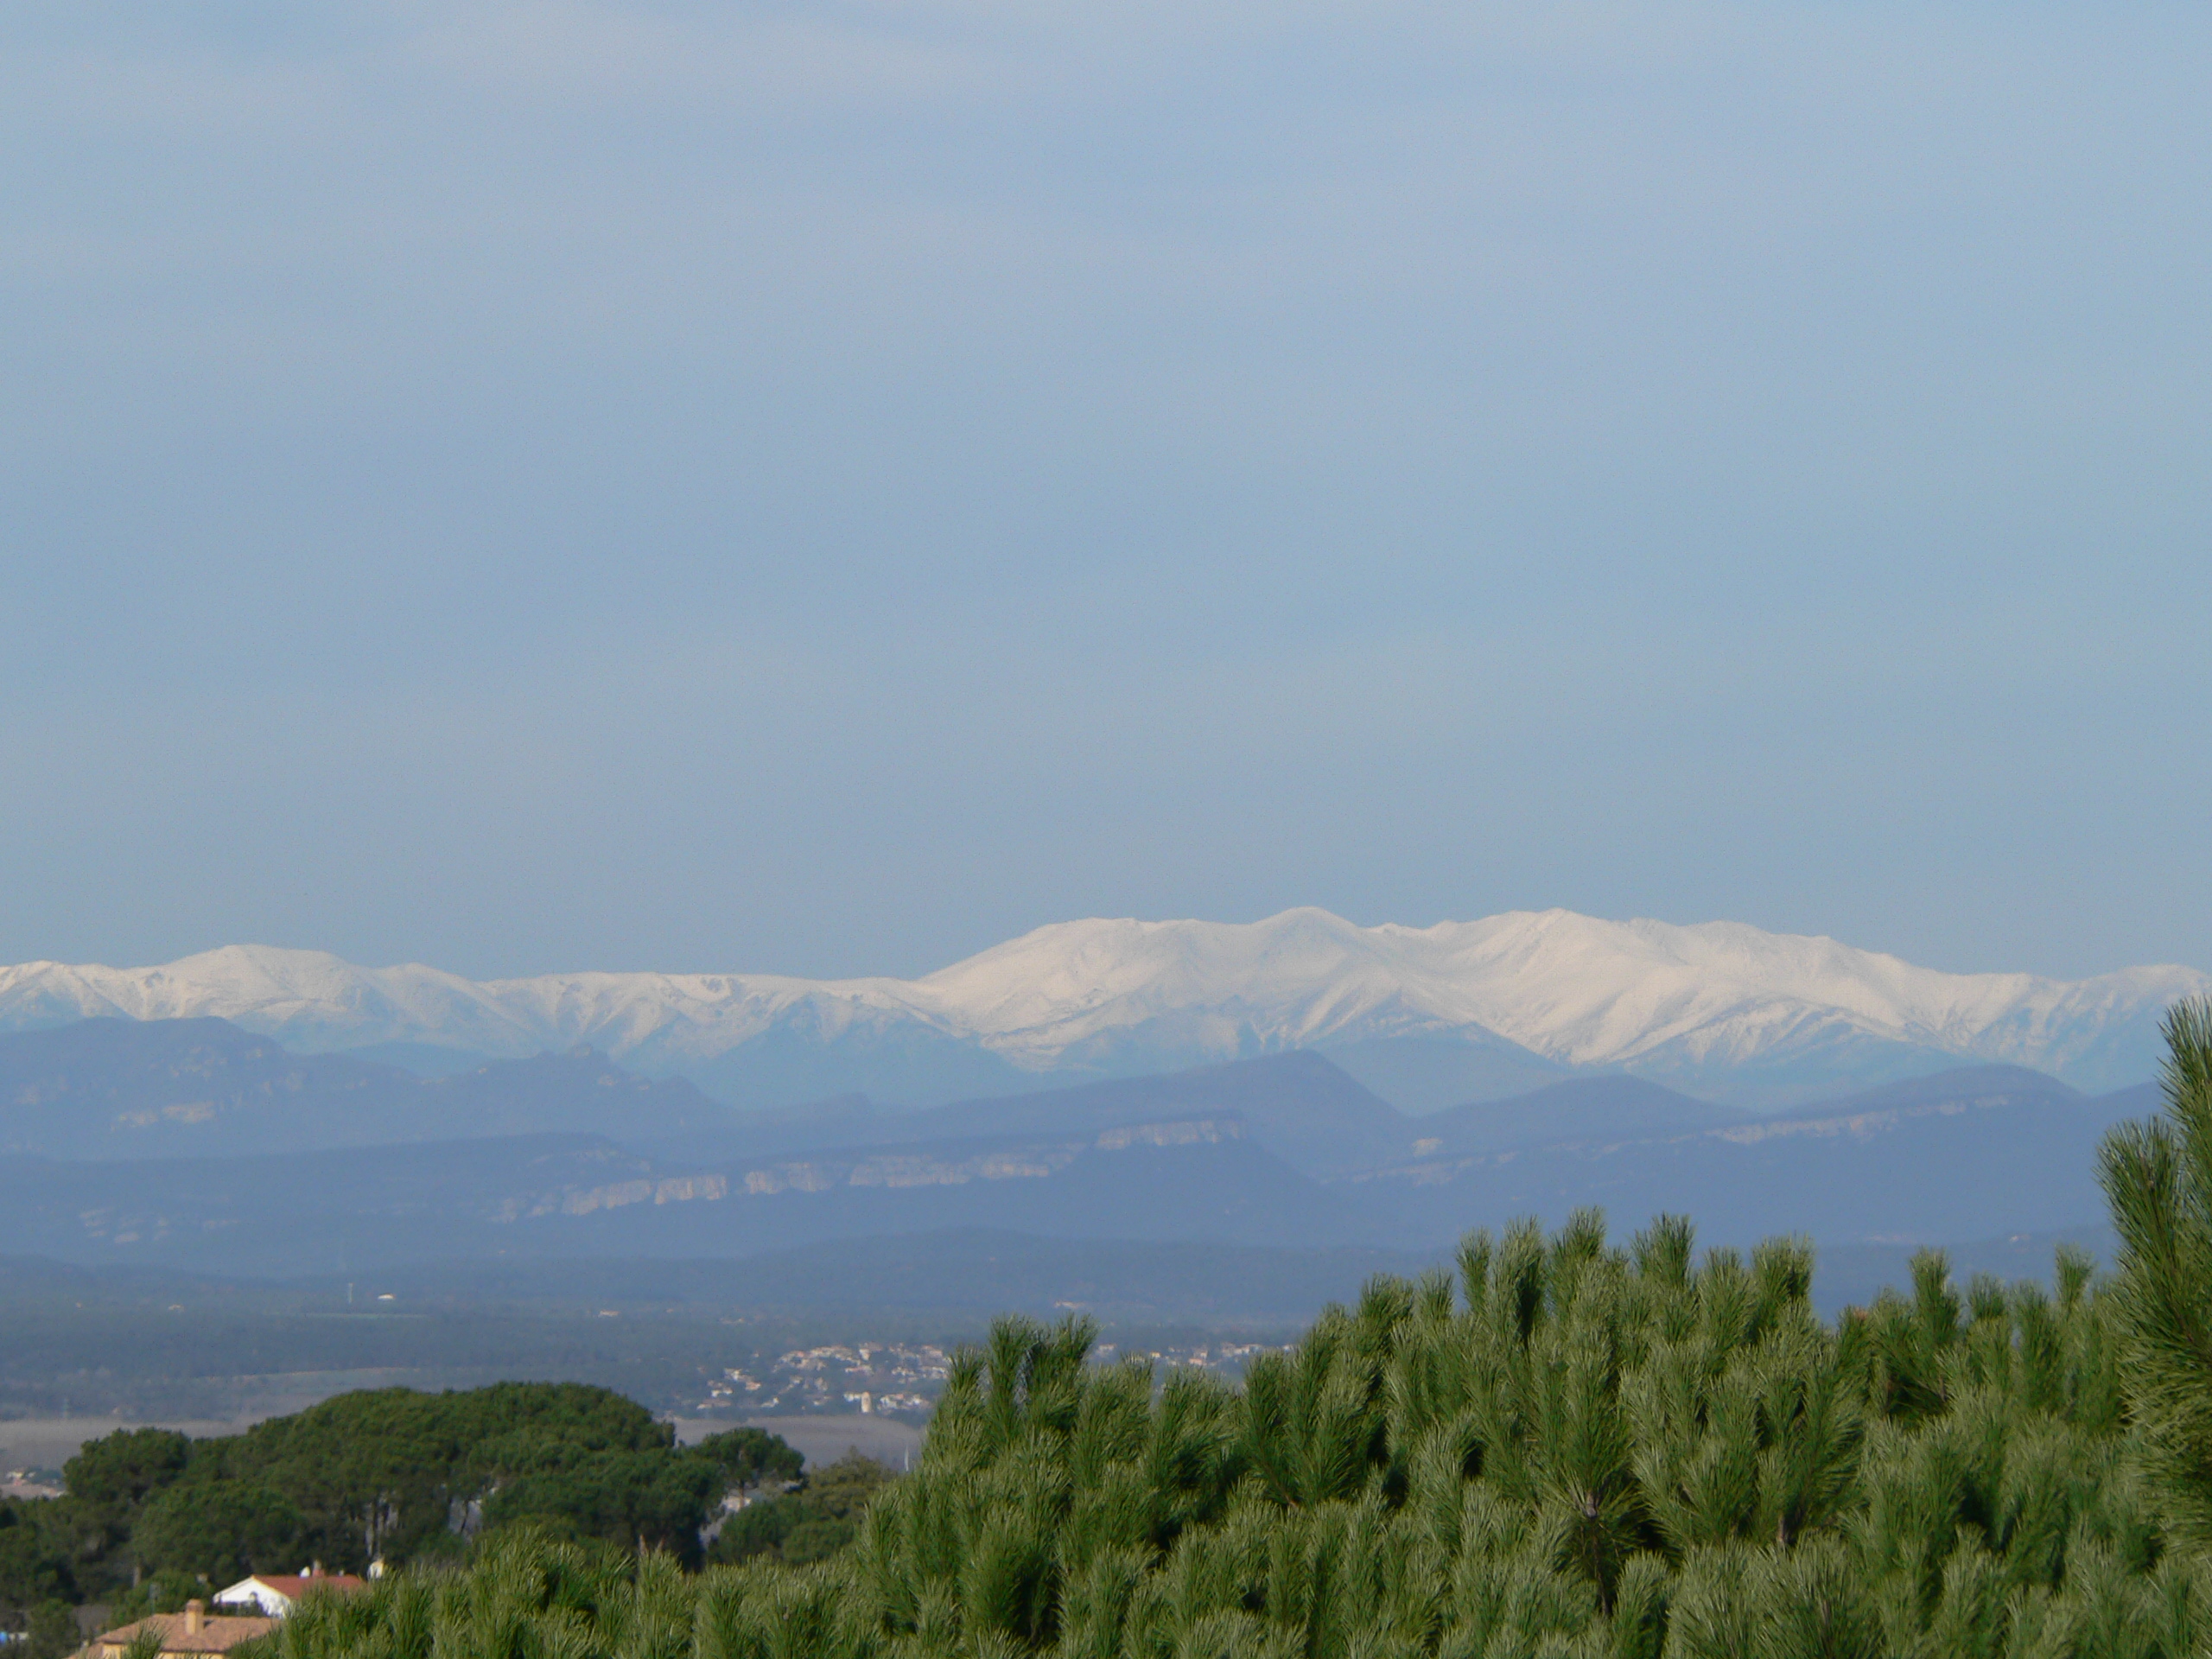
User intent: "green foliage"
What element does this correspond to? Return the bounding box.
[2102,996,2212,1546]
[189,1379,683,1567]
[232,1196,2212,1658]
[105,1567,216,1626]
[708,1455,896,1567]
[133,1478,303,1582]
[690,1428,807,1493]
[484,1447,721,1566]
[60,1426,191,1573]
[16,1599,80,1659]
[0,1498,78,1613]
[63,1427,193,1524]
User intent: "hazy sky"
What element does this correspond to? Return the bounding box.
[4,1,2209,982]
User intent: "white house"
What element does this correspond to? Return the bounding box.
[211,1570,367,1617]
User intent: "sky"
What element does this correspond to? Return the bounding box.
[3,0,2209,984]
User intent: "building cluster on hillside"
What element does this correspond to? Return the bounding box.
[697,1342,950,1417]
[1091,1340,1273,1376]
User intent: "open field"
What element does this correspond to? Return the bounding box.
[0,1415,246,1473]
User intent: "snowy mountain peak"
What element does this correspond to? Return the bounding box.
[0,911,2202,1103]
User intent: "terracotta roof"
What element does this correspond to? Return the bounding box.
[78,1611,277,1656]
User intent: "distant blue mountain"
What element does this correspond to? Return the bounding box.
[0,1019,2171,1277]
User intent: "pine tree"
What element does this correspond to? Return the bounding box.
[2101,996,2212,1544]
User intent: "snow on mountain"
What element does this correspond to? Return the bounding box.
[0,910,2202,1097]
[903,910,2205,1088]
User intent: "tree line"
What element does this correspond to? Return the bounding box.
[0,1382,804,1649]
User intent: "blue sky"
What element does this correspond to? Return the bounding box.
[3,1,2209,982]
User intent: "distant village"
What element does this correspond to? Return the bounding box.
[698,1341,950,1418]
[693,1338,1279,1418]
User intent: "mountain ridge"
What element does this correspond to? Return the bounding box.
[1,908,2199,1104]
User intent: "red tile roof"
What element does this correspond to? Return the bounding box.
[79,1611,277,1656]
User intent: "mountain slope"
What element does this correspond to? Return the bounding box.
[0,1117,1361,1275]
[1408,1076,1739,1159]
[664,1052,1414,1179]
[0,1033,2170,1274]
[0,1065,2162,1274]
[1352,1066,2156,1249]
[0,910,2199,1105]
[0,1018,734,1157]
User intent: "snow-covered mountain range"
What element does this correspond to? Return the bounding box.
[0,909,2201,1108]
